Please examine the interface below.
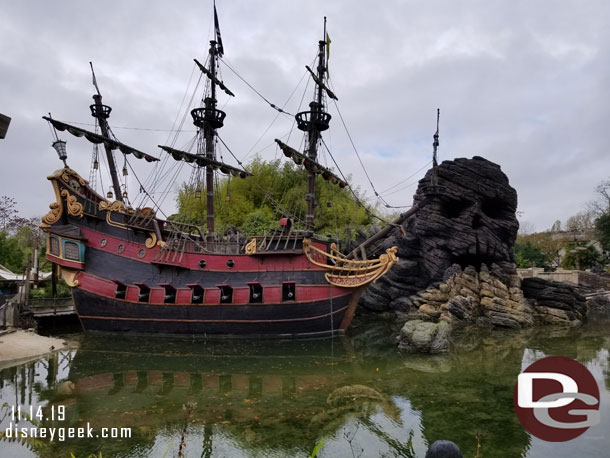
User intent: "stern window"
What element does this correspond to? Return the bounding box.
[49,237,60,256]
[64,241,80,261]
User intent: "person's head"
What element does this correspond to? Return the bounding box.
[425,440,463,458]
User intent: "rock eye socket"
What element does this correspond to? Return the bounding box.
[481,197,506,219]
[440,198,471,219]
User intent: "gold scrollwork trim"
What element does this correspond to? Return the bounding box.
[60,189,84,218]
[41,180,63,227]
[56,168,89,187]
[245,238,257,255]
[303,238,399,288]
[99,201,125,212]
[145,232,158,249]
[58,267,80,287]
[99,201,128,229]
[41,203,62,227]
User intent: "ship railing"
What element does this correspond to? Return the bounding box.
[302,238,399,288]
[246,231,303,254]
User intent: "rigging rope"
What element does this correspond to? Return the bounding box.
[216,134,305,225]
[220,58,293,116]
[320,137,389,226]
[329,96,393,209]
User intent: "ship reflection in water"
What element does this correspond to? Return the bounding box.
[1,317,610,458]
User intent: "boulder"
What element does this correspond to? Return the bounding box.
[521,277,587,324]
[396,320,451,353]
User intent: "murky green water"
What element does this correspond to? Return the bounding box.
[1,315,609,458]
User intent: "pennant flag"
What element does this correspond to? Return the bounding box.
[90,62,101,96]
[325,32,331,77]
[214,3,224,57]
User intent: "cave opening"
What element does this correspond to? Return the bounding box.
[451,253,499,271]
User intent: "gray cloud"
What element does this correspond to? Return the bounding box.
[1,0,608,232]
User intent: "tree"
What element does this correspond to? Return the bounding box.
[0,232,25,272]
[175,157,375,240]
[518,221,535,236]
[515,231,562,269]
[561,244,601,270]
[587,178,610,217]
[589,178,610,256]
[565,210,596,232]
[0,216,46,273]
[550,220,561,233]
[515,242,548,269]
[0,196,17,230]
[595,212,610,252]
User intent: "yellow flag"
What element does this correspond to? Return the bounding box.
[326,32,331,77]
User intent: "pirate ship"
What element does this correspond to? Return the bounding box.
[40,12,399,336]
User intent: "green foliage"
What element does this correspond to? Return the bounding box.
[0,225,46,274]
[29,279,71,298]
[515,232,562,269]
[595,212,610,251]
[0,199,45,273]
[514,242,549,269]
[310,437,326,457]
[561,244,601,270]
[175,157,374,239]
[241,209,277,236]
[0,231,25,272]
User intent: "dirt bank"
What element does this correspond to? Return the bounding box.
[0,329,75,369]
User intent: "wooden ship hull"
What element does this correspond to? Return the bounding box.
[41,169,397,336]
[40,13,400,337]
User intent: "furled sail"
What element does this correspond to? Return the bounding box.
[158,145,251,178]
[43,117,159,162]
[275,139,346,188]
[194,59,235,97]
[305,65,338,101]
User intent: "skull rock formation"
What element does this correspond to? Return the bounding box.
[360,156,519,313]
[358,156,588,352]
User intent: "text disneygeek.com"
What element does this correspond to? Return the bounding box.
[4,423,132,442]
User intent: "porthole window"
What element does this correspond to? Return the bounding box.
[138,249,146,258]
[199,259,207,268]
[100,239,107,248]
[226,259,235,268]
[64,241,80,261]
[117,244,125,254]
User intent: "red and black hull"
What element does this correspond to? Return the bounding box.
[73,287,353,336]
[42,169,362,337]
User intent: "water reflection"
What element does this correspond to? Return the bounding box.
[1,318,609,458]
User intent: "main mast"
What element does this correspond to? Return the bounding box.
[191,39,225,240]
[296,19,331,232]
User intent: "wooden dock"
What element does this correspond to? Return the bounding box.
[28,297,75,317]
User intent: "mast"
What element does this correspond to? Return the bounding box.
[191,40,226,240]
[91,94,123,202]
[296,18,331,232]
[205,40,218,237]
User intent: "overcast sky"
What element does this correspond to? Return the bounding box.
[1,0,608,232]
